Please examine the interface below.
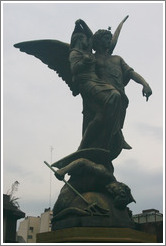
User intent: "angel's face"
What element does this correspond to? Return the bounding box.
[100,34,112,49]
[78,33,88,49]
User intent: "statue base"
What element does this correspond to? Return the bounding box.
[52,214,135,230]
[36,227,156,243]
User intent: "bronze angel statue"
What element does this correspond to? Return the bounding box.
[14,17,153,229]
[14,17,152,161]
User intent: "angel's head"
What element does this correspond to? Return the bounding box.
[70,22,92,52]
[70,32,90,51]
[92,29,112,51]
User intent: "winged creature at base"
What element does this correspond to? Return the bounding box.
[14,17,152,229]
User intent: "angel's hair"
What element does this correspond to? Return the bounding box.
[92,29,112,51]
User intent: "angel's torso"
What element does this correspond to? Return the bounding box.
[95,54,133,92]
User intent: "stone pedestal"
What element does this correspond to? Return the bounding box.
[36,227,156,243]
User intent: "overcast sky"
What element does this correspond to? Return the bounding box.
[2,1,164,221]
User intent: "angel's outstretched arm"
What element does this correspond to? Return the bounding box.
[109,15,129,54]
[129,71,152,101]
[75,19,93,38]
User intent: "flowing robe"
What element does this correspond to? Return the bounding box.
[69,48,133,159]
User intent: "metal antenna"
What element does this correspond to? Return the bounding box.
[49,146,54,208]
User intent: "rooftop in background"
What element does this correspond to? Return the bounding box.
[133,209,163,224]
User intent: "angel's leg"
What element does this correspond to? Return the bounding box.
[104,91,131,150]
[55,158,86,180]
[78,112,103,149]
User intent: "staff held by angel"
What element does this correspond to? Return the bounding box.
[14,16,152,161]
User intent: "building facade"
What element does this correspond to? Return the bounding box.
[17,216,40,243]
[133,209,163,243]
[39,208,53,233]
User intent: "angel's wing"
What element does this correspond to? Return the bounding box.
[14,39,79,96]
[109,15,129,54]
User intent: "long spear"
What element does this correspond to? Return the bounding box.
[44,161,109,216]
[44,161,89,205]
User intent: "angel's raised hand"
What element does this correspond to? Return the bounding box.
[75,19,83,25]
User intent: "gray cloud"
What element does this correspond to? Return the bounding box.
[135,122,163,142]
[114,158,163,213]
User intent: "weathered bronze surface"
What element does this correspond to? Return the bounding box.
[14,16,152,230]
[36,227,156,243]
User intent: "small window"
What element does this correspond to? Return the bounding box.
[28,235,33,239]
[29,227,33,232]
